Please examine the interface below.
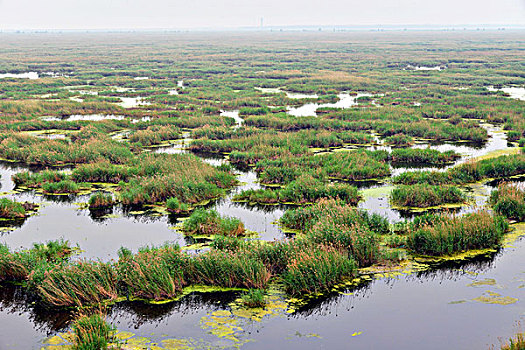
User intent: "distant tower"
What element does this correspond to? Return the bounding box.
[260,18,264,29]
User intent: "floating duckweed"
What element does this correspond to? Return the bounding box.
[211,310,231,317]
[472,291,518,305]
[414,248,497,264]
[44,335,65,345]
[231,289,288,322]
[502,223,525,248]
[161,338,194,350]
[200,310,243,342]
[467,278,498,287]
[360,185,395,200]
[114,331,135,340]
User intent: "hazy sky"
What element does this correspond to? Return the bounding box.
[0,0,524,30]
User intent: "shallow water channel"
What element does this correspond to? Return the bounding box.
[0,107,523,348]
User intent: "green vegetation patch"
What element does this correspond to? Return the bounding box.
[391,184,466,208]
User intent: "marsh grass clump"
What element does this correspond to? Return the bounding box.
[280,198,390,234]
[306,220,380,267]
[0,198,30,218]
[279,175,361,205]
[71,312,116,350]
[280,199,389,266]
[239,106,269,116]
[211,235,250,251]
[190,249,271,289]
[394,154,525,185]
[166,197,190,214]
[240,289,267,308]
[234,175,361,205]
[117,154,236,206]
[384,133,414,147]
[42,180,88,194]
[390,148,460,165]
[392,170,455,185]
[0,133,133,166]
[17,154,237,208]
[117,244,189,301]
[391,184,466,208]
[407,211,508,256]
[499,331,525,350]
[318,151,391,181]
[88,192,114,209]
[233,188,280,204]
[71,162,130,183]
[32,261,119,307]
[12,170,67,188]
[128,125,181,146]
[0,239,72,281]
[282,246,356,295]
[383,234,407,248]
[182,209,245,236]
[490,183,525,221]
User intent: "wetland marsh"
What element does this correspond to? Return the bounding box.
[0,31,523,349]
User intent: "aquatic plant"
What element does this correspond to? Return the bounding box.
[279,175,361,205]
[392,170,454,185]
[0,239,72,281]
[117,244,189,301]
[182,209,245,236]
[490,183,525,221]
[240,289,267,308]
[166,197,190,214]
[71,312,116,350]
[71,162,130,183]
[306,220,380,267]
[42,180,86,194]
[127,125,181,146]
[383,234,407,248]
[233,188,280,204]
[0,198,30,218]
[391,184,466,208]
[88,193,114,209]
[499,331,525,350]
[282,246,356,295]
[384,133,414,147]
[190,249,271,289]
[0,133,133,166]
[12,170,67,187]
[407,211,508,255]
[319,151,391,181]
[33,260,119,307]
[280,199,389,266]
[393,154,525,185]
[390,148,460,165]
[117,154,236,206]
[234,175,361,205]
[192,125,261,140]
[281,198,390,235]
[238,106,269,116]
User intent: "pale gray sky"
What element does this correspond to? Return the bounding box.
[0,0,524,30]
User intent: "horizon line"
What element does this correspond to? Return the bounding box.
[1,23,524,33]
